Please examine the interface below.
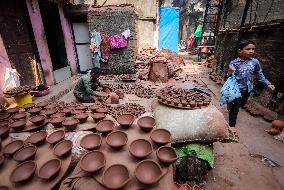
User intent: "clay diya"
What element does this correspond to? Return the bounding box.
[150,129,172,146]
[53,140,72,158]
[28,107,42,116]
[106,131,128,150]
[10,160,36,183]
[91,113,106,122]
[90,105,100,113]
[11,112,26,120]
[129,139,153,159]
[0,154,4,167]
[26,131,47,146]
[76,105,88,111]
[62,118,79,131]
[43,108,58,117]
[80,150,105,173]
[36,101,49,108]
[135,160,163,186]
[23,103,35,111]
[38,159,62,180]
[3,140,24,157]
[156,146,178,166]
[117,114,135,128]
[45,103,57,110]
[50,117,65,128]
[29,115,46,126]
[0,125,10,139]
[0,113,10,120]
[9,120,26,131]
[137,116,155,132]
[50,112,65,118]
[71,110,84,115]
[96,120,115,135]
[6,107,19,114]
[272,120,284,130]
[96,107,109,114]
[80,133,102,150]
[46,130,65,145]
[74,113,89,124]
[61,108,72,117]
[103,164,130,189]
[13,145,37,162]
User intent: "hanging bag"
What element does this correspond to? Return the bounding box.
[220,74,242,106]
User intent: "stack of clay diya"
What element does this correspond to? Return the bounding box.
[78,115,178,189]
[109,103,146,120]
[209,73,224,85]
[157,86,211,109]
[243,100,277,121]
[4,85,31,97]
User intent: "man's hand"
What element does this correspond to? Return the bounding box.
[267,84,275,92]
[228,65,236,73]
[95,91,109,97]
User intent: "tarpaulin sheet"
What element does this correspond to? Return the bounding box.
[159,7,179,52]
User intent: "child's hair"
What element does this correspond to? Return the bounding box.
[237,39,255,50]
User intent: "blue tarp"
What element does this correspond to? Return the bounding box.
[159,7,180,52]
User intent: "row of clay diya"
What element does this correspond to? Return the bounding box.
[0,130,72,185]
[4,85,31,96]
[174,182,203,190]
[243,100,277,121]
[108,103,146,120]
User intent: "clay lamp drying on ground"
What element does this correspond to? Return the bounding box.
[137,116,155,132]
[96,107,109,114]
[29,115,46,126]
[150,128,172,146]
[13,145,37,162]
[23,103,35,111]
[45,103,57,110]
[53,140,72,158]
[9,120,26,131]
[28,107,42,116]
[103,164,130,189]
[71,110,84,115]
[91,113,106,123]
[73,113,89,124]
[62,118,79,131]
[43,108,58,118]
[6,107,20,115]
[90,105,100,113]
[0,125,10,139]
[117,114,135,128]
[80,150,105,173]
[0,154,5,167]
[36,101,49,108]
[134,160,163,186]
[10,160,36,183]
[106,131,128,150]
[80,133,102,150]
[61,108,72,117]
[50,117,66,128]
[38,159,62,180]
[46,130,65,145]
[3,140,24,157]
[96,120,115,135]
[11,112,26,120]
[50,112,65,118]
[129,139,153,159]
[26,131,47,146]
[0,113,10,121]
[156,146,178,166]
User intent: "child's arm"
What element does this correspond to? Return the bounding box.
[254,60,275,91]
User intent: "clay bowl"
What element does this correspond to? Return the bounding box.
[0,113,10,120]
[46,130,65,145]
[10,160,36,183]
[38,159,61,180]
[80,133,102,150]
[103,164,130,189]
[13,145,37,162]
[76,105,88,111]
[43,109,58,118]
[0,154,4,167]
[28,107,42,116]
[6,107,20,115]
[71,110,84,115]
[156,146,178,166]
[29,115,46,126]
[90,105,100,113]
[50,112,65,118]
[11,112,26,120]
[3,140,24,157]
[150,129,172,146]
[61,108,72,117]
[96,107,109,114]
[74,113,89,124]
[91,113,106,122]
[9,120,26,131]
[53,140,72,158]
[106,131,128,150]
[23,103,35,111]
[45,103,57,110]
[80,150,105,173]
[117,114,135,128]
[50,117,65,128]
[0,125,10,139]
[135,160,163,186]
[36,101,49,108]
[62,118,79,131]
[96,120,115,135]
[129,139,153,159]
[26,131,47,146]
[137,116,155,132]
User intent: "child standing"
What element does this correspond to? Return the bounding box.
[227,40,275,134]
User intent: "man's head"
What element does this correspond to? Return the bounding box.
[90,67,101,80]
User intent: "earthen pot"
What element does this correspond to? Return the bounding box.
[28,107,42,116]
[96,120,115,135]
[0,154,4,167]
[61,108,72,117]
[3,140,24,157]
[91,113,106,122]
[45,103,57,110]
[137,116,155,132]
[80,150,105,173]
[13,145,37,162]
[189,101,196,108]
[50,117,65,128]
[129,139,153,159]
[150,128,172,146]
[43,109,58,118]
[23,103,35,111]
[156,146,178,166]
[267,128,280,135]
[135,160,163,186]
[46,130,65,145]
[0,186,9,190]
[272,120,284,130]
[38,159,61,180]
[117,114,135,128]
[6,107,20,115]
[90,105,100,113]
[80,133,102,150]
[96,107,109,114]
[0,113,10,120]
[71,110,84,115]
[50,112,65,118]
[106,131,128,150]
[62,118,79,131]
[10,120,26,131]
[26,131,47,146]
[76,105,88,111]
[74,113,89,124]
[53,140,72,158]
[0,125,10,139]
[103,164,130,189]
[10,160,36,183]
[29,115,46,126]
[11,112,26,120]
[36,101,49,108]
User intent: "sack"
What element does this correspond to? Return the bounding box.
[220,74,241,106]
[3,68,20,91]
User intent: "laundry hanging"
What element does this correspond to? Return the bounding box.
[90,30,102,68]
[109,29,130,49]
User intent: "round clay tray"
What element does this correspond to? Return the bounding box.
[50,112,65,118]
[117,114,135,128]
[46,130,65,145]
[3,140,24,157]
[103,164,130,189]
[62,118,79,131]
[53,140,72,158]
[36,101,49,108]
[0,113,10,120]
[13,145,37,162]
[137,116,155,132]
[23,103,35,111]
[80,133,102,150]
[96,120,115,135]
[134,160,163,186]
[26,131,47,146]
[73,113,89,124]
[150,129,172,146]
[0,154,4,167]
[43,109,58,117]
[9,120,26,131]
[29,115,46,126]
[0,125,10,139]
[28,107,42,116]
[80,150,105,173]
[129,139,153,159]
[6,107,20,114]
[106,131,128,150]
[38,159,62,180]
[11,112,27,120]
[10,160,36,183]
[91,113,106,122]
[50,117,65,128]
[156,146,178,166]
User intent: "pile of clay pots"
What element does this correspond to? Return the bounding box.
[4,85,31,96]
[266,119,284,136]
[209,73,224,85]
[243,100,277,121]
[109,103,146,120]
[136,47,157,62]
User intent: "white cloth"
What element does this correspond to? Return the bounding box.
[3,68,20,91]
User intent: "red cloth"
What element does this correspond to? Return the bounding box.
[101,34,110,57]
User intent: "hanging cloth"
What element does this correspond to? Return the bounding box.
[194,24,203,38]
[90,30,102,68]
[100,34,110,63]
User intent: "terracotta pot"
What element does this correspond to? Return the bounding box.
[50,112,65,118]
[137,116,155,132]
[267,128,280,135]
[3,140,24,157]
[72,110,84,115]
[74,113,89,124]
[10,160,36,183]
[38,159,62,180]
[6,107,20,114]
[11,112,26,120]
[106,131,128,150]
[53,140,72,158]
[76,105,88,111]
[90,105,100,113]
[272,120,284,130]
[62,118,79,131]
[0,113,10,121]
[29,115,45,126]
[0,125,10,139]
[10,120,26,131]
[96,107,109,114]
[28,107,42,116]
[103,164,130,189]
[0,154,4,167]
[91,113,106,122]
[61,108,72,117]
[96,120,115,135]
[46,130,65,145]
[80,150,105,173]
[150,128,172,146]
[43,109,58,117]
[117,114,135,128]
[13,145,37,162]
[45,103,57,110]
[134,160,163,186]
[50,117,65,128]
[80,133,102,150]
[189,101,196,108]
[26,131,47,146]
[156,146,178,166]
[36,101,49,108]
[129,139,153,159]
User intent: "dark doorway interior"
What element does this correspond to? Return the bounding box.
[39,0,68,71]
